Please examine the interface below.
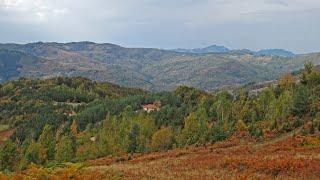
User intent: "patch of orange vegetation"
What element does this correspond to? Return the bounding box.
[7,134,320,179]
[84,134,320,179]
[6,163,120,180]
[0,128,16,144]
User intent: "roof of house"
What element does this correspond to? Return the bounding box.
[142,104,158,109]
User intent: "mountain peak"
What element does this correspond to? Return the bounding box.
[202,45,230,53]
[172,45,230,54]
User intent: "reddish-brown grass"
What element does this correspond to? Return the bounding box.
[6,134,320,179]
[84,135,320,179]
[0,128,16,144]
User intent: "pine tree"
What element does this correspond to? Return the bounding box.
[55,134,76,162]
[210,120,229,142]
[38,124,55,163]
[292,86,310,116]
[25,140,40,164]
[0,140,19,171]
[128,124,140,153]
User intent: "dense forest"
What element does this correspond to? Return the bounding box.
[0,62,320,174]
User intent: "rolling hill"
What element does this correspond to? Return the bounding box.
[172,45,230,54]
[256,49,295,57]
[172,46,295,57]
[0,42,318,91]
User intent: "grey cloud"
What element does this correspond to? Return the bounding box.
[0,0,319,53]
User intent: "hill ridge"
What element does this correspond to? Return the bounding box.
[0,42,318,91]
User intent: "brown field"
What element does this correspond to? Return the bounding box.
[7,132,320,180]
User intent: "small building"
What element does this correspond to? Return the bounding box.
[90,136,96,142]
[63,110,77,117]
[142,101,161,113]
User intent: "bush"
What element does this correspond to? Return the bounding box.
[210,121,230,142]
[249,124,263,138]
[150,127,174,151]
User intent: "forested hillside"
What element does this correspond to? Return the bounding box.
[0,42,319,91]
[1,62,320,178]
[0,49,45,82]
[0,77,144,146]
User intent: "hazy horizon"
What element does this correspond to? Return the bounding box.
[1,0,320,54]
[0,40,308,54]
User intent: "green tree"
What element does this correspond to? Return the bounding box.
[210,120,229,142]
[55,134,76,162]
[177,113,201,146]
[292,86,309,116]
[150,127,174,151]
[136,114,157,152]
[214,91,233,122]
[256,88,276,120]
[301,61,314,85]
[196,103,210,143]
[0,140,19,171]
[267,90,293,129]
[128,124,140,153]
[25,140,40,164]
[38,124,56,163]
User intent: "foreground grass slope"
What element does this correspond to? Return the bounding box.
[5,132,320,179]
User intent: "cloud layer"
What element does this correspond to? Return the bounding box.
[0,0,319,53]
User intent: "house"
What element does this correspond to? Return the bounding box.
[63,110,77,117]
[142,101,161,113]
[90,136,96,142]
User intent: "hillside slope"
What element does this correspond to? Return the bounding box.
[0,77,144,126]
[0,49,46,82]
[0,42,319,91]
[1,64,320,178]
[6,133,320,179]
[81,134,320,179]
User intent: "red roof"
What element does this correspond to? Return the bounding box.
[142,104,158,109]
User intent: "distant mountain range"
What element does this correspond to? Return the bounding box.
[173,45,230,54]
[255,49,295,57]
[172,45,295,57]
[0,42,318,91]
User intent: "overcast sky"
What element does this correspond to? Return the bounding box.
[0,0,319,53]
